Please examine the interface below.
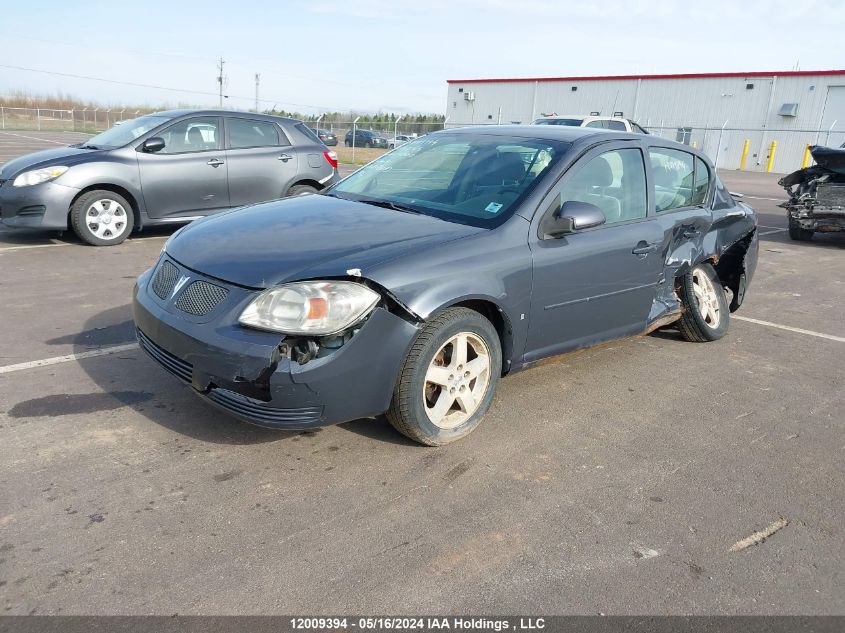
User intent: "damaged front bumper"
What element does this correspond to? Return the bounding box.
[132,261,420,429]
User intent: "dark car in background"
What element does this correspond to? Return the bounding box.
[780,144,845,240]
[309,128,338,146]
[0,109,339,246]
[344,129,388,148]
[134,125,758,445]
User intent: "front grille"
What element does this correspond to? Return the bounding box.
[137,328,193,383]
[152,260,179,299]
[175,280,228,316]
[207,388,323,425]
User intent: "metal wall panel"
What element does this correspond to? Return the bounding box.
[445,73,845,173]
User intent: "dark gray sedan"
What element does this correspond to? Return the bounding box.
[0,110,339,245]
[133,126,758,445]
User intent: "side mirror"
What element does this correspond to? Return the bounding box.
[141,137,166,153]
[545,200,606,238]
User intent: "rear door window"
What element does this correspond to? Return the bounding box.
[649,148,694,212]
[227,118,281,149]
[692,156,711,205]
[606,120,627,131]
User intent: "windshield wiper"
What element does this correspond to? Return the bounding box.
[353,197,422,215]
[78,144,99,150]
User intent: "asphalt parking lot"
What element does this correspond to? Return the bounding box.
[1,133,843,615]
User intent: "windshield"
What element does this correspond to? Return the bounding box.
[534,118,583,126]
[83,114,171,148]
[330,133,569,227]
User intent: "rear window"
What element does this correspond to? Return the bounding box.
[534,118,583,126]
[296,123,321,143]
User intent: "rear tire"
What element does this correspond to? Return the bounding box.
[70,190,134,246]
[677,263,730,342]
[788,219,814,241]
[387,308,501,446]
[286,184,318,197]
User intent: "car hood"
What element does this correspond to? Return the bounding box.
[166,195,484,289]
[0,146,104,179]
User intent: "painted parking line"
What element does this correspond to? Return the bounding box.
[0,343,139,375]
[759,228,788,236]
[744,196,786,202]
[0,131,69,145]
[0,242,71,253]
[733,315,845,343]
[1,314,841,378]
[0,235,168,253]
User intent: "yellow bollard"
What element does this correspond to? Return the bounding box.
[801,144,812,169]
[766,140,777,173]
[739,139,749,170]
[691,141,697,149]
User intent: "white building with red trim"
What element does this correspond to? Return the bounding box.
[446,70,845,173]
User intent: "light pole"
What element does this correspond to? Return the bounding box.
[352,116,360,162]
[394,115,403,146]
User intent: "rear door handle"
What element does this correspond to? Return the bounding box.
[278,154,293,162]
[207,158,224,167]
[682,228,701,239]
[632,241,659,256]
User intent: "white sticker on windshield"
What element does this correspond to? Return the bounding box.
[485,202,503,214]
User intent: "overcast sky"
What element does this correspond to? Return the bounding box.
[1,0,843,115]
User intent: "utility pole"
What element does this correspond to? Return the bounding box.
[217,57,225,108]
[254,73,260,112]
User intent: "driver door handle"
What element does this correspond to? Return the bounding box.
[278,154,293,162]
[207,158,224,167]
[632,241,659,256]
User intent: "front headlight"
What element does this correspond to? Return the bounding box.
[239,281,380,335]
[13,166,69,187]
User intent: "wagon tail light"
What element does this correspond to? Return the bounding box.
[324,150,338,169]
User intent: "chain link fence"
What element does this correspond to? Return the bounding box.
[3,107,839,173]
[0,107,153,133]
[644,124,843,174]
[445,119,844,174]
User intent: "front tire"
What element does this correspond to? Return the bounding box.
[387,308,501,446]
[788,218,814,241]
[677,263,730,342]
[70,190,134,246]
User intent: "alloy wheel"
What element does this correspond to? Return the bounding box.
[423,332,491,429]
[691,268,721,328]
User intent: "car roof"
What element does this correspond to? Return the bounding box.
[441,124,618,142]
[150,109,299,124]
[438,125,705,156]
